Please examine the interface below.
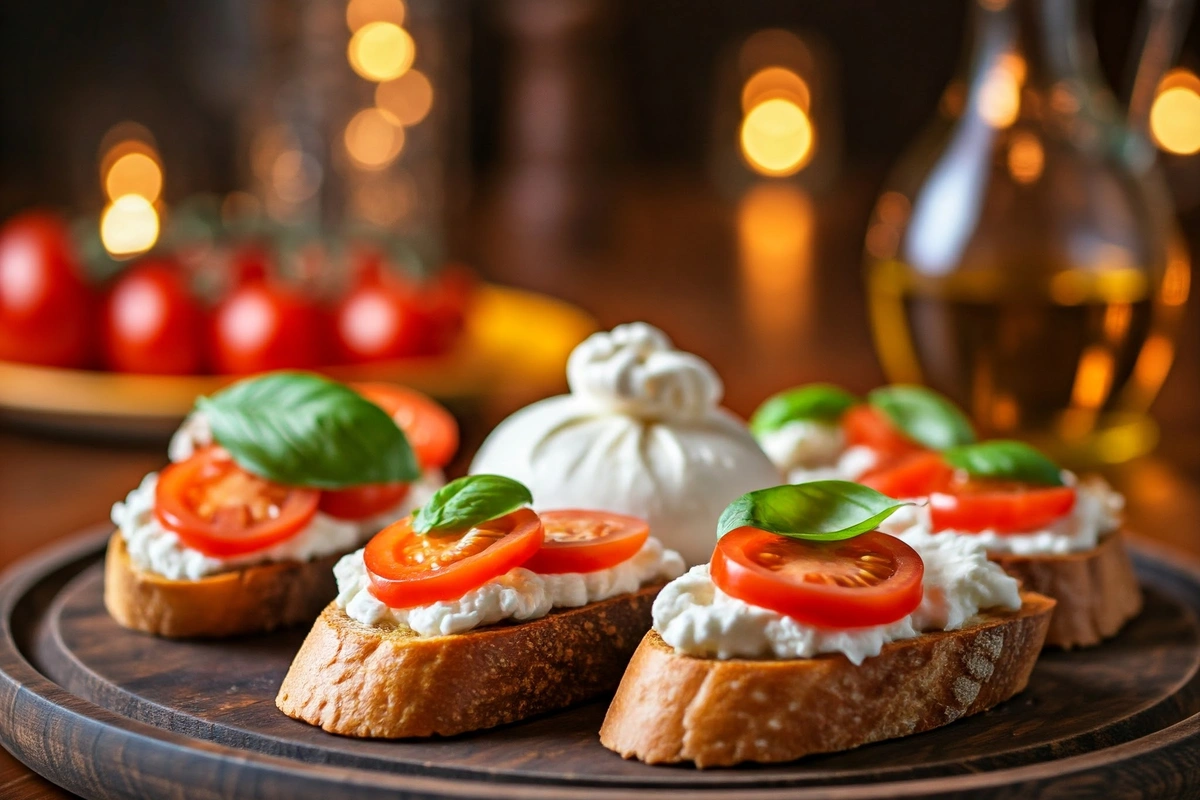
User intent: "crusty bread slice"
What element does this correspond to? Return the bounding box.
[276,586,661,738]
[599,591,1054,768]
[993,530,1141,649]
[104,532,341,638]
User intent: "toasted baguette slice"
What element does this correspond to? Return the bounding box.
[276,586,661,738]
[104,532,341,638]
[993,530,1141,649]
[600,591,1054,768]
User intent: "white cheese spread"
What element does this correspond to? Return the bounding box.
[887,473,1123,555]
[112,469,444,581]
[334,536,686,636]
[756,420,878,484]
[653,529,1020,665]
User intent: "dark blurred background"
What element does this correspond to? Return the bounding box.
[0,0,1197,452]
[3,1,1195,210]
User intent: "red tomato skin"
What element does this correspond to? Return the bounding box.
[354,382,459,469]
[154,448,321,558]
[210,279,324,374]
[334,266,428,363]
[929,485,1077,534]
[842,404,923,459]
[711,527,925,629]
[859,451,955,500]
[0,211,95,368]
[364,508,544,608]
[521,509,650,574]
[103,260,205,375]
[319,483,411,521]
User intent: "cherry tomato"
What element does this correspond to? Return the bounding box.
[859,451,954,499]
[929,481,1077,534]
[155,447,320,557]
[842,405,922,459]
[364,507,543,608]
[0,211,94,367]
[102,260,205,375]
[334,263,428,363]
[414,265,476,355]
[210,277,324,374]
[522,510,650,574]
[711,527,924,629]
[319,482,411,521]
[354,382,459,469]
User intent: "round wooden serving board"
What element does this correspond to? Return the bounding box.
[2,528,1200,799]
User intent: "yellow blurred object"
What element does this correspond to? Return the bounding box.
[346,0,405,31]
[348,22,415,82]
[741,67,810,113]
[344,108,405,169]
[104,151,163,203]
[1149,69,1200,155]
[100,195,160,258]
[0,285,597,434]
[375,70,434,126]
[739,98,814,177]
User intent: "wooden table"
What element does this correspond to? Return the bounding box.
[1,173,1198,798]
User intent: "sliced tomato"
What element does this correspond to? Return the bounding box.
[155,448,320,557]
[859,451,954,499]
[842,404,922,459]
[319,482,411,521]
[929,481,1077,534]
[355,382,458,469]
[711,528,924,629]
[522,510,650,574]
[364,507,543,608]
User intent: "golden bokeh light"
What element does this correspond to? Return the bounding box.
[1070,345,1115,409]
[100,195,160,258]
[741,67,810,113]
[738,183,815,348]
[1131,334,1176,395]
[346,0,405,31]
[978,56,1023,128]
[1007,131,1044,183]
[344,108,405,169]
[104,151,163,203]
[348,21,415,82]
[1149,70,1200,156]
[740,98,814,177]
[375,69,434,126]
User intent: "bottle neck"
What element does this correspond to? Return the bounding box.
[968,0,1102,89]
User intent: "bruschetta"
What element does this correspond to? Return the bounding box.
[600,480,1054,767]
[276,474,685,737]
[104,372,456,638]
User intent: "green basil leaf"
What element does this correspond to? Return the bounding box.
[197,372,420,489]
[750,384,859,436]
[867,385,976,451]
[413,474,533,534]
[944,440,1064,486]
[717,480,910,541]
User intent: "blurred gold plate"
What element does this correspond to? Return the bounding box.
[0,284,596,437]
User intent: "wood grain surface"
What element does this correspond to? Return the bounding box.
[0,527,1199,798]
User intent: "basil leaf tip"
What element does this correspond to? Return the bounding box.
[944,440,1064,486]
[412,474,534,535]
[867,384,975,451]
[717,480,910,542]
[199,371,420,489]
[750,384,858,437]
